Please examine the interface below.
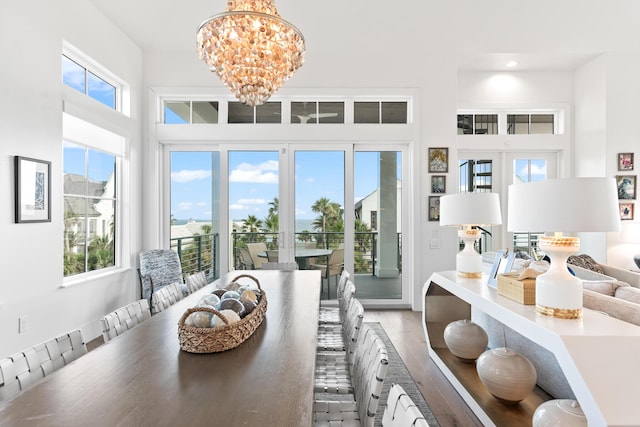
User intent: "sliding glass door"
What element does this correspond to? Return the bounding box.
[166,144,409,305]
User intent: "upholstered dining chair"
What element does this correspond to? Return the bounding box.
[310,248,344,299]
[138,249,184,303]
[382,384,429,427]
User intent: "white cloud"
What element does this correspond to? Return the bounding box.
[229,204,244,210]
[237,198,266,205]
[518,163,547,178]
[171,169,212,183]
[306,177,315,184]
[229,160,278,183]
[178,202,193,211]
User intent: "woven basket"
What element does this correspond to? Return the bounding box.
[178,274,267,353]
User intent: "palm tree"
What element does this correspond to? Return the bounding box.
[242,215,263,232]
[311,197,333,232]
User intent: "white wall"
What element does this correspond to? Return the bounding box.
[0,1,143,357]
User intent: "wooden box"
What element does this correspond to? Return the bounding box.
[497,273,536,305]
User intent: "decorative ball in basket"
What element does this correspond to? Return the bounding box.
[178,274,267,353]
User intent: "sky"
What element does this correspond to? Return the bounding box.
[170,151,398,225]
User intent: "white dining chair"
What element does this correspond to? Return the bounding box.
[33,342,55,377]
[313,324,389,426]
[185,271,208,293]
[44,338,65,371]
[382,384,429,427]
[0,358,20,402]
[315,297,365,396]
[318,270,351,325]
[102,299,152,342]
[56,329,87,365]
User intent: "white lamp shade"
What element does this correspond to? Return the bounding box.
[507,178,621,233]
[440,192,502,227]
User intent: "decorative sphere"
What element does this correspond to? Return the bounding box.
[211,309,241,327]
[443,320,488,362]
[242,300,256,315]
[199,294,220,307]
[188,311,213,328]
[221,290,241,300]
[218,298,246,317]
[532,399,587,427]
[476,347,537,405]
[212,289,226,298]
[240,289,258,305]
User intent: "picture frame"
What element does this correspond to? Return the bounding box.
[431,175,446,193]
[620,202,634,220]
[487,250,516,288]
[428,196,441,222]
[618,152,634,171]
[15,156,51,223]
[616,175,637,200]
[428,147,448,173]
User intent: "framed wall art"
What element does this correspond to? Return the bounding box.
[620,202,634,220]
[428,147,448,173]
[618,152,634,171]
[431,175,446,193]
[616,175,637,200]
[428,196,441,221]
[15,156,51,223]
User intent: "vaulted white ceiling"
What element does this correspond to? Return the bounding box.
[87,0,640,72]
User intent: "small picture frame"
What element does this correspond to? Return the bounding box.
[431,175,446,193]
[618,153,634,171]
[428,147,448,173]
[15,156,51,223]
[488,250,516,288]
[428,196,441,222]
[616,175,637,200]
[620,202,634,220]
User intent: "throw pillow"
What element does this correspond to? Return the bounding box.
[615,286,640,304]
[567,254,605,274]
[582,280,629,297]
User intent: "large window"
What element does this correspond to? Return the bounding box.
[63,142,117,276]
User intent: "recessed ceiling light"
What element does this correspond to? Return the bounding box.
[506,61,519,68]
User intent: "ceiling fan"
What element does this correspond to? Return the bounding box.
[294,112,338,124]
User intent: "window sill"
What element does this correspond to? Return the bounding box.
[61,267,130,288]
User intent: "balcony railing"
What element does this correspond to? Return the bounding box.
[170,233,219,280]
[231,231,402,274]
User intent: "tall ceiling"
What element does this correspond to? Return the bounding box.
[86,0,640,73]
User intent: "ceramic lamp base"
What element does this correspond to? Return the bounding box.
[456,229,482,279]
[536,236,582,319]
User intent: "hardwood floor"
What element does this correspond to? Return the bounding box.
[364,309,483,427]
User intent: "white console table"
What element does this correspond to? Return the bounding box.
[422,271,640,427]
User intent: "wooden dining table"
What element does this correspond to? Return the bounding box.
[0,270,321,427]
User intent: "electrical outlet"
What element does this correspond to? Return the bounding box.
[18,316,28,334]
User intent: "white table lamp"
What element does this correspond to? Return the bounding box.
[440,192,502,279]
[508,178,621,319]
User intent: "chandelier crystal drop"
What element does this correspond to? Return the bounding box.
[197,0,306,106]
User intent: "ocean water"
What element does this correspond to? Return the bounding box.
[175,218,317,232]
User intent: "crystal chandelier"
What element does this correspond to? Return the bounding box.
[197,0,306,106]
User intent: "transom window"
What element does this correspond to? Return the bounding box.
[62,55,117,110]
[162,99,409,125]
[458,111,557,135]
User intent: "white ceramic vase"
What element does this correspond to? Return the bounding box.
[532,399,587,426]
[443,319,488,362]
[476,347,537,405]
